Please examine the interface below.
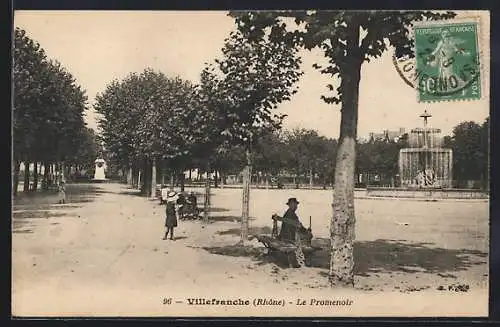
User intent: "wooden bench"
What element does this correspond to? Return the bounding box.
[253,215,321,268]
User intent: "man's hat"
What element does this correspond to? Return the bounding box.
[286,197,299,205]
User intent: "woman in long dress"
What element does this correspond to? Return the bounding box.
[163,191,178,240]
[426,29,470,87]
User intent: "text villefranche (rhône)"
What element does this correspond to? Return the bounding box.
[162,297,354,307]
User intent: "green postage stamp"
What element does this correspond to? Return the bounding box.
[414,19,482,102]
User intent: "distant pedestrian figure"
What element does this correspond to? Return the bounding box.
[163,191,178,240]
[176,193,186,220]
[58,181,66,204]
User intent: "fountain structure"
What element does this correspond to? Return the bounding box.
[399,110,453,188]
[366,111,486,199]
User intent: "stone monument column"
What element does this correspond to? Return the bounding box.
[94,158,106,181]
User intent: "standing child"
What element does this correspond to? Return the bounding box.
[58,180,66,204]
[163,191,178,240]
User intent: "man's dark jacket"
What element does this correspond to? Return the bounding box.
[278,209,301,242]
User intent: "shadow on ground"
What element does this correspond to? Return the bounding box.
[217,226,273,236]
[207,207,230,213]
[203,226,288,268]
[12,183,103,234]
[201,237,487,274]
[13,211,78,219]
[14,183,107,207]
[12,220,34,234]
[202,243,293,269]
[66,184,108,203]
[13,204,81,211]
[12,209,79,234]
[119,189,145,197]
[208,215,257,223]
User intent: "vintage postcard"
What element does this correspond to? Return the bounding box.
[12,10,490,317]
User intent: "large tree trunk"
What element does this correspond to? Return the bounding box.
[203,163,211,223]
[150,157,157,198]
[170,172,174,191]
[13,160,20,197]
[23,161,30,193]
[240,149,252,244]
[180,173,185,192]
[55,162,60,183]
[33,162,38,191]
[53,163,58,183]
[329,34,362,287]
[157,167,162,188]
[309,168,313,190]
[62,162,68,181]
[53,163,58,182]
[214,170,219,188]
[61,162,66,181]
[137,170,142,190]
[127,165,133,186]
[143,159,152,197]
[42,161,49,188]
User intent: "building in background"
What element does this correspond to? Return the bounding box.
[369,128,406,142]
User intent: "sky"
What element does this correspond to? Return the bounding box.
[14,10,490,139]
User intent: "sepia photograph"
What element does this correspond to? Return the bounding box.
[12,10,490,317]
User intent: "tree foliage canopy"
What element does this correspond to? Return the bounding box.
[197,29,303,152]
[449,118,489,184]
[95,69,195,163]
[13,27,89,164]
[230,11,455,106]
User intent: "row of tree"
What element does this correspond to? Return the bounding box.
[445,118,489,189]
[201,129,338,188]
[209,117,489,190]
[13,27,100,195]
[94,70,201,197]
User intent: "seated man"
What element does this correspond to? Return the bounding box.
[187,191,197,207]
[176,193,186,219]
[186,191,199,216]
[275,197,308,243]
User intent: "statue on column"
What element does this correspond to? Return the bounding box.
[94,158,107,181]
